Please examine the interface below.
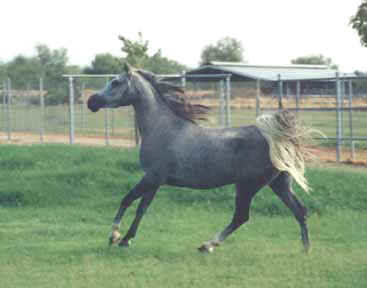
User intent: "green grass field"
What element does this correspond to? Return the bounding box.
[0,145,366,288]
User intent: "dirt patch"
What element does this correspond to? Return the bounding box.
[1,132,366,167]
[0,132,135,147]
[309,146,367,166]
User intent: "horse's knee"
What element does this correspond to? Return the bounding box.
[234,212,250,227]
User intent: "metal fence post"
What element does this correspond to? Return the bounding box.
[40,78,45,144]
[2,80,6,134]
[219,80,225,127]
[111,109,115,136]
[278,74,283,110]
[68,77,75,144]
[6,78,12,142]
[335,72,342,162]
[104,78,110,146]
[225,75,231,127]
[341,79,345,144]
[296,81,300,112]
[80,82,86,131]
[256,79,260,117]
[181,70,186,88]
[348,79,355,160]
[104,108,110,146]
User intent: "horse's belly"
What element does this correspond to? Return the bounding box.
[166,175,234,189]
[166,160,237,189]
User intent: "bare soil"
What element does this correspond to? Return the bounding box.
[0,132,135,147]
[1,131,366,166]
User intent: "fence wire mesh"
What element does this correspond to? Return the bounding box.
[1,75,366,163]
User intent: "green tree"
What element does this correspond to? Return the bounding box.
[34,44,70,105]
[118,32,187,73]
[291,54,338,69]
[200,37,244,65]
[350,0,367,47]
[35,44,68,80]
[84,53,122,74]
[119,32,149,69]
[3,44,72,105]
[0,61,6,80]
[144,49,187,74]
[6,55,41,88]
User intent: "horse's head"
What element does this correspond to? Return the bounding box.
[87,63,135,112]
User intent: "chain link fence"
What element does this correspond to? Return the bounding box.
[1,77,136,147]
[1,74,366,163]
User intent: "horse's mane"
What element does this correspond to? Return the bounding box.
[136,70,210,124]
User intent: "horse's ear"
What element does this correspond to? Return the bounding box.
[123,62,133,75]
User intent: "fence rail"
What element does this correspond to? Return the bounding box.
[1,74,367,163]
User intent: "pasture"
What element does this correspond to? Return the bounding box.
[0,145,366,288]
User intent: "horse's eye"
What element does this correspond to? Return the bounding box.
[111,80,119,89]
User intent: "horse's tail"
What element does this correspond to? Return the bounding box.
[256,110,316,193]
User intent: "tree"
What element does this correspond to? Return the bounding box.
[84,53,122,75]
[200,37,244,65]
[5,55,41,88]
[34,44,69,105]
[350,0,367,47]
[0,61,6,80]
[291,54,338,69]
[144,49,187,74]
[118,32,187,73]
[119,32,149,69]
[2,44,71,105]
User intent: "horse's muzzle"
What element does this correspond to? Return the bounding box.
[87,94,105,112]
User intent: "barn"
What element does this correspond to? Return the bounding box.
[185,61,341,96]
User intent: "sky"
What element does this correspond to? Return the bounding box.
[1,0,366,72]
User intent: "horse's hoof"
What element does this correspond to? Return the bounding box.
[303,244,311,254]
[108,231,121,246]
[198,244,214,253]
[118,239,132,247]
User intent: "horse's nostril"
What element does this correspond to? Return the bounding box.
[87,94,105,112]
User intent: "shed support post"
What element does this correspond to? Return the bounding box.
[256,79,260,117]
[278,74,283,110]
[296,81,300,112]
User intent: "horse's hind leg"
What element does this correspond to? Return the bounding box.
[269,172,310,252]
[199,180,262,253]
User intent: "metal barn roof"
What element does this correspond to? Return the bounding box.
[186,61,341,81]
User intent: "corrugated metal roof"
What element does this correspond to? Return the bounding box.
[187,61,343,81]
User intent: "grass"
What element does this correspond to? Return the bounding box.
[0,145,366,288]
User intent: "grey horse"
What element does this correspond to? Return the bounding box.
[87,64,313,253]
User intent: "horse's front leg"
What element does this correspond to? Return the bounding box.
[109,172,163,246]
[118,186,159,246]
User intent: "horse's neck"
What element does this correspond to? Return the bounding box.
[132,87,181,138]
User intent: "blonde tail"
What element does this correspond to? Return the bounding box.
[256,110,317,193]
